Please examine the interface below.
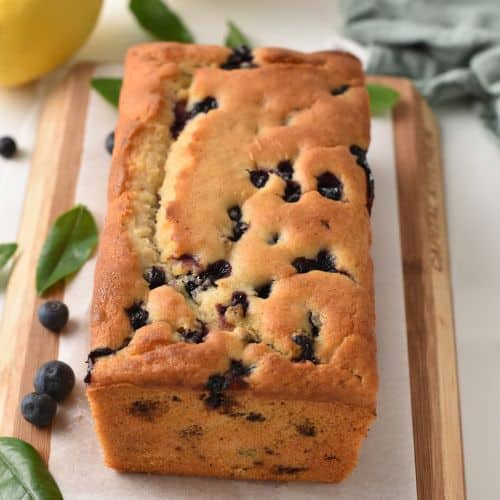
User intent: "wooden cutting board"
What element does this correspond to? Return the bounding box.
[0,65,465,500]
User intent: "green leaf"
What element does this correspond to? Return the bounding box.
[0,243,17,270]
[366,83,400,115]
[0,437,63,500]
[36,204,98,296]
[90,78,122,108]
[225,20,251,49]
[129,0,194,43]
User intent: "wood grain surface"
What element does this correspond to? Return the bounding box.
[0,64,94,460]
[0,67,465,499]
[372,76,466,500]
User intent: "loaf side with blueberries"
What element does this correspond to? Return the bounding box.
[87,42,377,483]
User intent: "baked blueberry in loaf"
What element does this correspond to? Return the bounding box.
[87,43,377,483]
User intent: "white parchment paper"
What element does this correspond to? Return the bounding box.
[49,65,417,499]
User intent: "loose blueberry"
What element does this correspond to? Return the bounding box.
[20,392,57,427]
[38,300,69,332]
[220,46,255,70]
[144,266,166,289]
[34,360,75,402]
[125,301,149,330]
[283,180,301,203]
[249,170,269,188]
[0,136,17,158]
[105,131,114,154]
[331,84,349,96]
[317,172,343,201]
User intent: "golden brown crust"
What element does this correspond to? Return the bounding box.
[90,43,376,411]
[88,384,375,482]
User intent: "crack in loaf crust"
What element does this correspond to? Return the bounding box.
[87,43,377,483]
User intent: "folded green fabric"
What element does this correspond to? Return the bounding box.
[342,0,500,136]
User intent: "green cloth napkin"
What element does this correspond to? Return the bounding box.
[342,0,500,136]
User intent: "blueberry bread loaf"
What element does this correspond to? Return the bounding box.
[87,43,377,483]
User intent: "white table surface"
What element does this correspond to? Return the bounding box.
[0,1,498,498]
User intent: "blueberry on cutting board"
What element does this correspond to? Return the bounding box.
[34,360,75,401]
[0,136,17,158]
[105,131,114,154]
[38,300,69,332]
[20,392,57,427]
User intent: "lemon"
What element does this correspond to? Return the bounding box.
[0,0,102,87]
